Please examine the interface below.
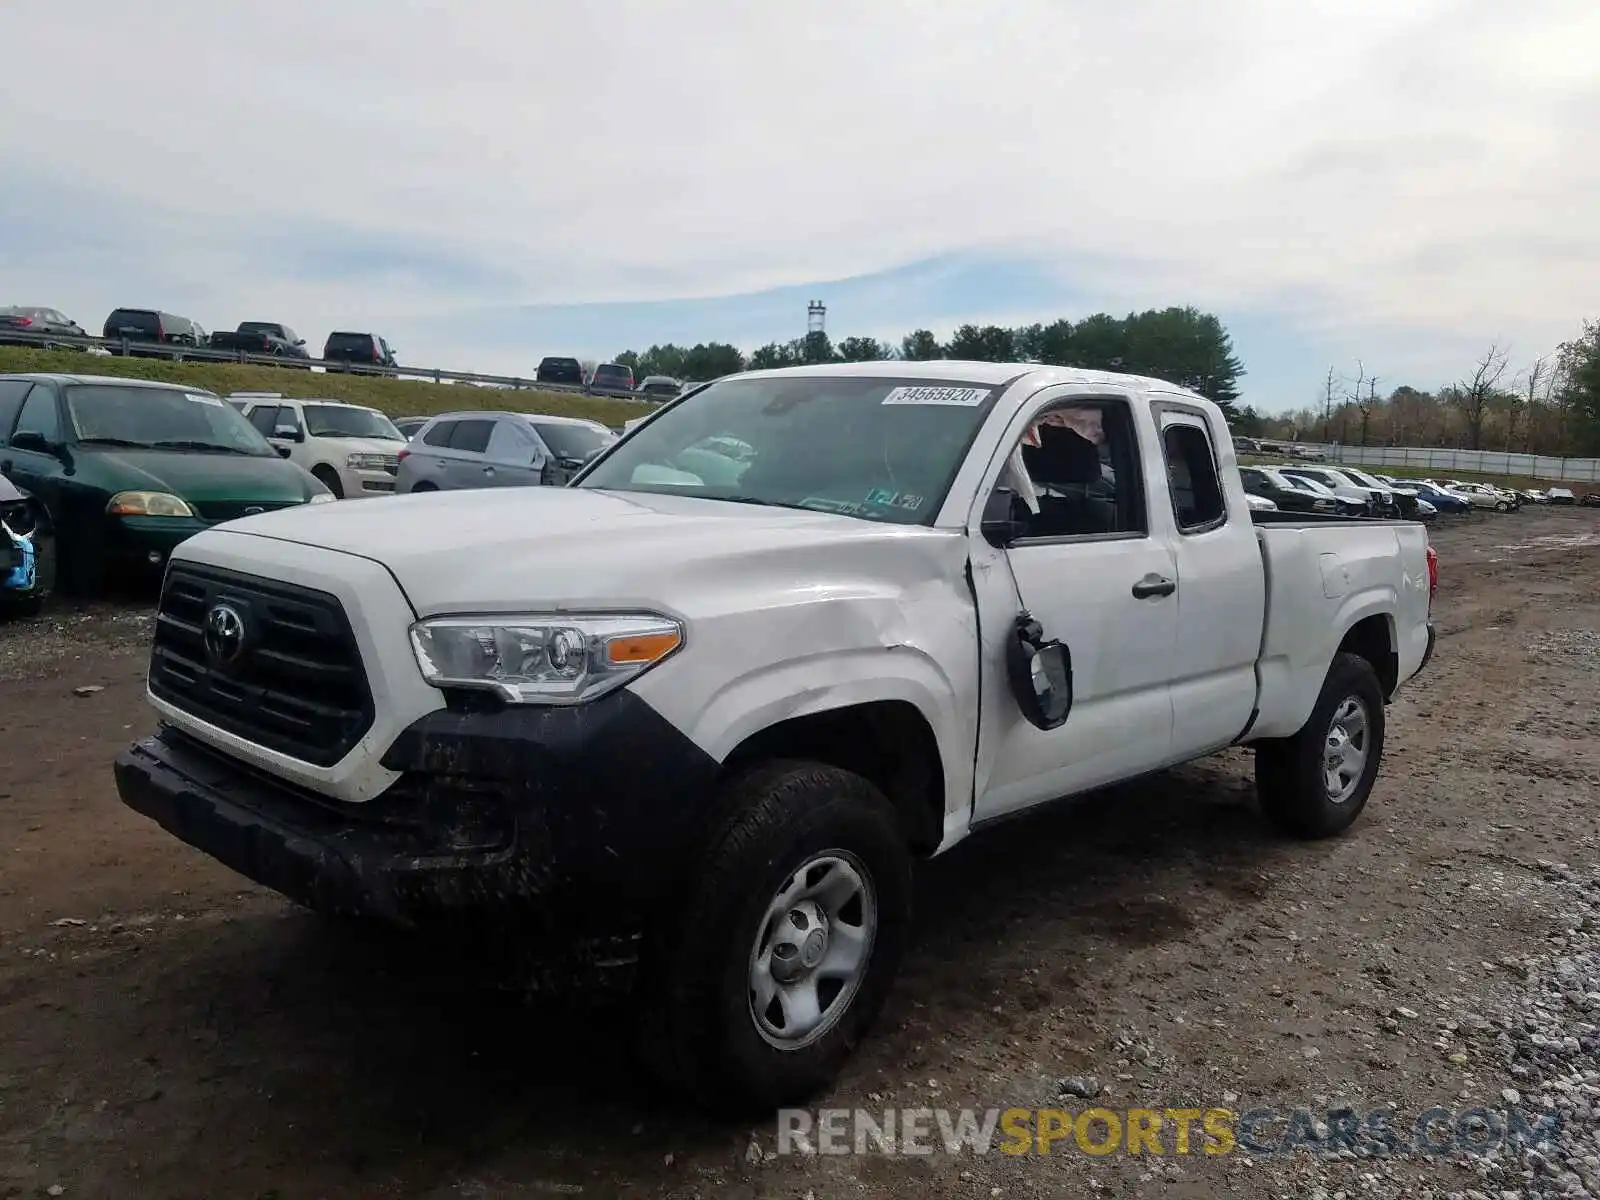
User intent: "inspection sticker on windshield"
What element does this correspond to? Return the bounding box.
[185,393,223,407]
[881,386,990,407]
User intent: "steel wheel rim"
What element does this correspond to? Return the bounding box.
[747,851,877,1051]
[1323,695,1370,804]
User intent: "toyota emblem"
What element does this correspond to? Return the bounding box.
[203,602,247,666]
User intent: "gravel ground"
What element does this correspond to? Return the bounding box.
[1,506,1599,1200]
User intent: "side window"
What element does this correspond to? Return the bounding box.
[1238,468,1268,496]
[248,405,281,436]
[997,400,1147,540]
[422,419,459,448]
[485,420,532,462]
[14,387,61,445]
[1161,420,1227,532]
[0,381,34,441]
[449,419,494,455]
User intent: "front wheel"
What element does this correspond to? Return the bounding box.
[1254,651,1386,839]
[311,465,345,499]
[1495,500,1509,512]
[639,761,913,1114]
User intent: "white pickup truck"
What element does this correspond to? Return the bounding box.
[115,361,1436,1110]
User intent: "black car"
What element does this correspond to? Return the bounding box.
[536,356,584,387]
[1239,466,1337,514]
[392,415,429,438]
[102,308,207,358]
[586,362,636,398]
[323,331,398,369]
[0,307,88,349]
[211,321,311,365]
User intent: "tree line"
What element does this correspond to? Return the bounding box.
[614,305,1247,417]
[1243,320,1600,457]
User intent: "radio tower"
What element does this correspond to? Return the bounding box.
[807,300,826,336]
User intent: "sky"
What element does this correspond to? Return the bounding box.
[3,0,1596,413]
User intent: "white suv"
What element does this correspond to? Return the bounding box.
[238,397,406,499]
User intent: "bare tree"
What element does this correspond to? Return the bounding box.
[1509,356,1546,452]
[1450,342,1510,451]
[1345,360,1380,446]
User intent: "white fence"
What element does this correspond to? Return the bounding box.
[1286,443,1600,485]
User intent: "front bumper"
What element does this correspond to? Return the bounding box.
[339,465,399,497]
[115,688,721,937]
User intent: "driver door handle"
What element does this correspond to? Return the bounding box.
[1131,574,1176,600]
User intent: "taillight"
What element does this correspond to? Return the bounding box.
[396,448,410,462]
[11,316,33,327]
[1425,544,1438,606]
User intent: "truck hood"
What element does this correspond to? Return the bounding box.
[211,486,968,613]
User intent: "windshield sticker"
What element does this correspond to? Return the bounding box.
[798,496,864,516]
[865,487,926,512]
[185,393,223,407]
[882,386,991,407]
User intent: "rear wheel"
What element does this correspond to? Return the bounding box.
[1254,652,1386,839]
[637,761,913,1114]
[311,465,344,499]
[410,481,438,493]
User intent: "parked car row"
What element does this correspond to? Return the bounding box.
[1242,455,1587,521]
[1,304,402,371]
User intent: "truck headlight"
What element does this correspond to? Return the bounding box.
[346,453,395,471]
[409,613,683,704]
[107,491,195,518]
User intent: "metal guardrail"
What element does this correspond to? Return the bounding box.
[1276,441,1600,485]
[0,329,658,401]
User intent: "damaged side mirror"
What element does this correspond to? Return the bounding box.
[1006,612,1073,730]
[981,487,1029,548]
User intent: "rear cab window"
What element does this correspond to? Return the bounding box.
[1159,415,1227,533]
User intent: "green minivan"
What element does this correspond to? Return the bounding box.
[0,373,334,594]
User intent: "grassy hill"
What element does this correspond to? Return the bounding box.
[0,347,653,425]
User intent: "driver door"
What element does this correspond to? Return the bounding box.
[968,390,1179,822]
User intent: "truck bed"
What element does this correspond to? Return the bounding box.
[1247,515,1433,743]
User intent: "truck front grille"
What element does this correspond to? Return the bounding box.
[149,564,374,767]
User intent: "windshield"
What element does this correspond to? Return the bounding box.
[578,375,1002,524]
[65,385,275,455]
[532,421,609,461]
[1342,468,1385,488]
[302,403,403,440]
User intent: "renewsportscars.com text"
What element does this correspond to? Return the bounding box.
[776,1105,1561,1158]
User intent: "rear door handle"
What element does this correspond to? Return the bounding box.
[1131,574,1176,599]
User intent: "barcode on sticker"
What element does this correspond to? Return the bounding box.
[881,386,991,407]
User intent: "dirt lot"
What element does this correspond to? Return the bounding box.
[3,507,1600,1200]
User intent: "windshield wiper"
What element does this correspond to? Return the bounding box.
[150,439,256,454]
[76,436,154,448]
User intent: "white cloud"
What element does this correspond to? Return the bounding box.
[3,0,1595,384]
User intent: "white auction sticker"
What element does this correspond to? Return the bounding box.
[881,386,991,407]
[185,393,223,407]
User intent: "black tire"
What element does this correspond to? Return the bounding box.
[311,465,344,499]
[409,481,438,493]
[1254,651,1386,839]
[638,761,913,1114]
